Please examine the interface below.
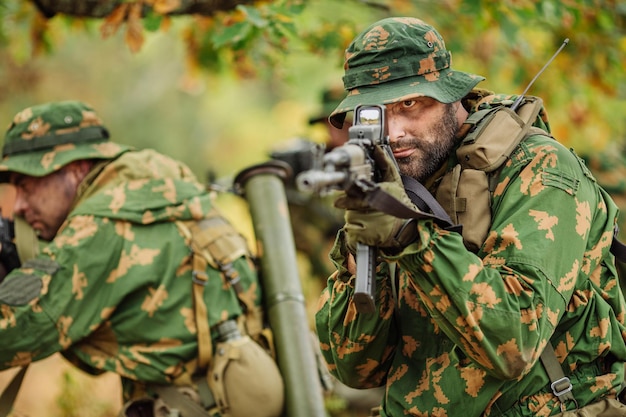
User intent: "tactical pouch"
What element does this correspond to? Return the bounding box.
[436,165,491,252]
[436,96,545,251]
[457,96,543,172]
[208,335,284,417]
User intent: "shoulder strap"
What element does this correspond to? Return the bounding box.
[176,211,264,369]
[176,220,214,371]
[539,343,578,411]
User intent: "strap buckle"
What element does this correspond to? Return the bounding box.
[551,376,573,398]
[192,270,208,286]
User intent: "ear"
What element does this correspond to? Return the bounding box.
[65,160,94,184]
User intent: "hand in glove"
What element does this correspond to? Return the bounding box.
[335,146,418,253]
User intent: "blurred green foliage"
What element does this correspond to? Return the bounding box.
[0,0,624,180]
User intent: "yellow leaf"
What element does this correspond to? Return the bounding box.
[125,3,145,53]
[161,16,172,32]
[153,0,182,15]
[100,4,129,39]
[30,11,49,57]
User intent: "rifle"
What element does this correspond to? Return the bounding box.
[296,105,395,314]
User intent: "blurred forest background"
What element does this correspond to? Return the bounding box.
[0,0,625,416]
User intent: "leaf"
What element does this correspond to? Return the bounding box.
[152,0,182,15]
[212,21,253,49]
[238,5,268,28]
[100,4,129,39]
[30,9,50,56]
[143,11,163,32]
[273,20,297,38]
[125,3,145,53]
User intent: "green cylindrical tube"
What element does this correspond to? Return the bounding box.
[234,161,326,417]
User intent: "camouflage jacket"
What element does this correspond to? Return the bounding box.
[582,146,626,292]
[316,99,626,417]
[0,149,261,401]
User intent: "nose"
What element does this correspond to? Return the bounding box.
[386,111,405,144]
[12,187,27,217]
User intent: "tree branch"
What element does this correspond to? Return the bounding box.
[30,0,254,19]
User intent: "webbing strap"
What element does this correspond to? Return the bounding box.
[540,344,578,411]
[0,365,28,417]
[176,220,214,371]
[192,254,213,371]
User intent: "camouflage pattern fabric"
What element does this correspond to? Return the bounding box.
[315,100,626,416]
[581,146,626,292]
[0,100,130,180]
[0,108,261,405]
[316,17,626,416]
[329,17,484,129]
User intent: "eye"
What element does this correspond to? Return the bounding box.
[401,100,416,108]
[9,173,24,187]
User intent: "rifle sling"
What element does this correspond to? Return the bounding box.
[365,174,462,235]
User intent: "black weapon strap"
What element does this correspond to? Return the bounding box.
[400,174,459,231]
[364,174,462,234]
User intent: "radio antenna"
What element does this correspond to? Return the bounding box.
[511,38,569,111]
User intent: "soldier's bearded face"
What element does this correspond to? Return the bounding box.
[10,164,82,241]
[386,98,460,183]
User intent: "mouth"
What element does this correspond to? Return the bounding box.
[392,148,416,160]
[26,219,42,233]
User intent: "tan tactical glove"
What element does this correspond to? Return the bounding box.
[335,146,418,253]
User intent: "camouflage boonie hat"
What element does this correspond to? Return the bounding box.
[0,100,130,182]
[330,17,485,128]
[308,84,346,125]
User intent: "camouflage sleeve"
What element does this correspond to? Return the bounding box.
[0,215,115,368]
[391,136,622,379]
[315,229,398,389]
[0,213,202,377]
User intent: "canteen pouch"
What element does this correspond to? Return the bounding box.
[436,164,491,252]
[208,335,284,417]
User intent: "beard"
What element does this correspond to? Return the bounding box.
[393,103,460,183]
